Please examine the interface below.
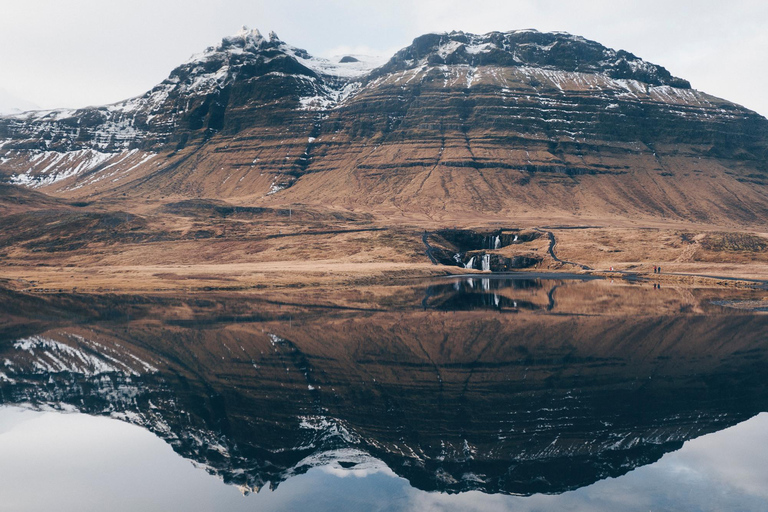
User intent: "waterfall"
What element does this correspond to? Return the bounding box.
[513,235,518,242]
[465,256,476,269]
[482,278,490,291]
[482,254,491,272]
[494,236,501,249]
[494,294,500,307]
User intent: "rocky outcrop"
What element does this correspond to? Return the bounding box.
[427,229,542,271]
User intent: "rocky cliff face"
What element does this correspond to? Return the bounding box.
[1,28,767,223]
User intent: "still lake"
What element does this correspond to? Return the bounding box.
[1,276,767,511]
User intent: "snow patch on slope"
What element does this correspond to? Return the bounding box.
[287,47,386,79]
[10,149,115,188]
[8,334,158,377]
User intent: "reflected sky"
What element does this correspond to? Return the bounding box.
[1,407,767,512]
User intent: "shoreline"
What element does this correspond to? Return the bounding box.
[2,262,767,295]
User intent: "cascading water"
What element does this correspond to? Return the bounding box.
[513,235,518,242]
[482,254,491,272]
[494,236,501,249]
[465,256,476,269]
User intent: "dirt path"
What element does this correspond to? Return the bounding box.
[422,231,438,265]
[267,227,386,239]
[535,228,592,270]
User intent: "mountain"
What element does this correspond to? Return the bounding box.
[1,28,768,224]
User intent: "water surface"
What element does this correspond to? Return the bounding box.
[1,407,766,511]
[0,277,766,510]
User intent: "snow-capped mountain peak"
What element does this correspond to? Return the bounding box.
[375,30,691,88]
[215,25,266,54]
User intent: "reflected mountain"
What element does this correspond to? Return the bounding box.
[423,276,548,311]
[1,278,767,496]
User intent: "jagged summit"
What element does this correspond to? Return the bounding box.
[166,27,316,97]
[220,25,265,49]
[175,26,380,87]
[374,29,691,88]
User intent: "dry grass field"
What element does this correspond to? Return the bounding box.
[1,188,766,294]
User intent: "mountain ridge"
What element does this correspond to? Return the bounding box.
[371,29,692,88]
[1,27,767,226]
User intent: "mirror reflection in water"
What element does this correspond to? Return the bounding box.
[0,277,767,510]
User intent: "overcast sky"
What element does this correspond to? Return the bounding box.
[1,0,767,116]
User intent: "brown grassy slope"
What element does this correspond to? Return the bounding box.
[12,65,767,228]
[0,182,72,215]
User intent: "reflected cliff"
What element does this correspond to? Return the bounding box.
[0,277,767,496]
